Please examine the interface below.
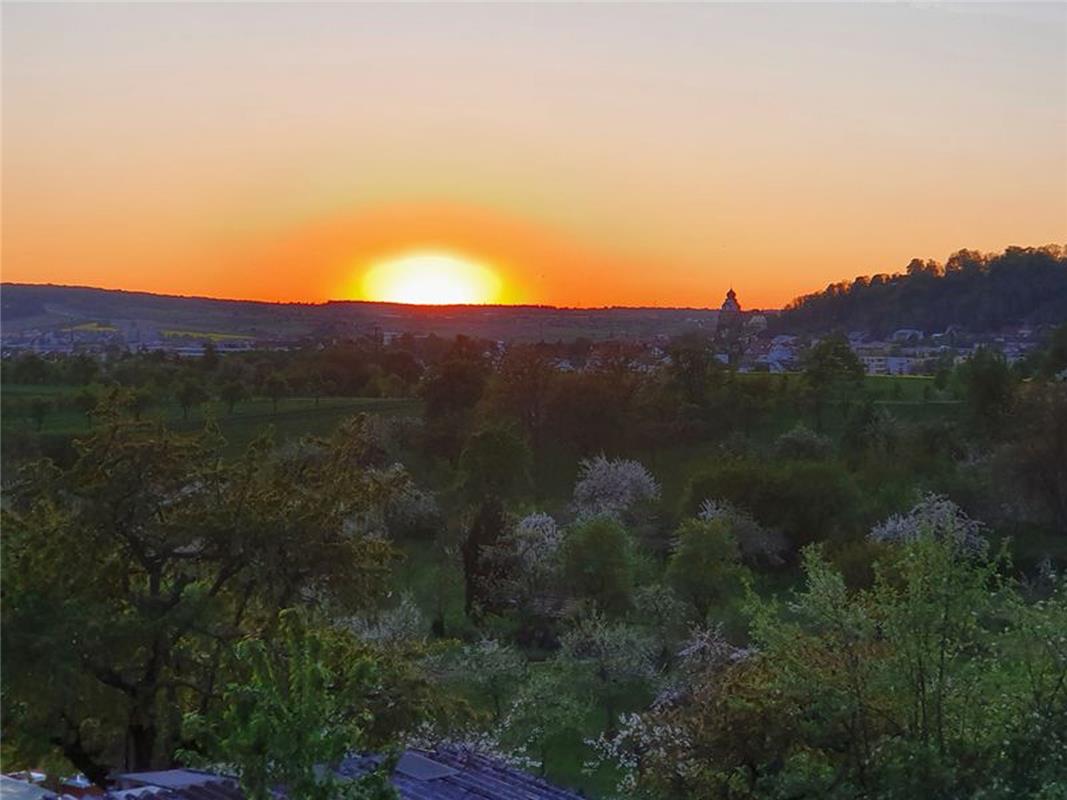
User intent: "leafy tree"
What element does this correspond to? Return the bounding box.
[419,338,488,462]
[460,498,507,618]
[600,529,1067,799]
[457,425,531,501]
[264,374,289,414]
[185,610,397,800]
[11,353,50,384]
[697,499,788,567]
[561,516,636,614]
[955,346,1017,436]
[28,397,51,431]
[443,639,526,721]
[666,518,745,621]
[1,412,400,780]
[684,459,862,550]
[66,353,99,385]
[219,379,250,414]
[558,613,656,733]
[774,423,832,460]
[667,332,717,409]
[126,387,156,421]
[997,384,1067,529]
[801,333,865,432]
[73,388,99,426]
[487,345,556,458]
[1036,322,1067,378]
[501,664,591,774]
[175,378,209,420]
[199,340,219,371]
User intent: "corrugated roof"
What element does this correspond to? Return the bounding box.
[68,748,583,800]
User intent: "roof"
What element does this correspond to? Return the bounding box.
[1,776,54,800]
[94,748,583,800]
[341,747,584,800]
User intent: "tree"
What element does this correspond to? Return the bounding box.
[478,513,565,645]
[219,379,250,415]
[572,455,660,522]
[263,374,289,414]
[601,531,1067,799]
[443,639,526,721]
[561,516,636,614]
[956,346,1017,436]
[1,413,401,781]
[457,425,531,501]
[801,334,865,432]
[419,338,488,461]
[1036,322,1067,379]
[461,498,507,618]
[200,340,219,372]
[28,397,51,431]
[72,388,99,427]
[126,387,156,421]
[667,332,717,408]
[488,345,556,459]
[666,518,745,621]
[175,378,208,420]
[501,664,590,774]
[997,385,1067,530]
[558,613,656,733]
[684,459,861,551]
[185,610,397,800]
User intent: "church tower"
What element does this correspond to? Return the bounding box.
[718,288,742,329]
[716,288,744,367]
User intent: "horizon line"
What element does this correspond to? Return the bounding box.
[1,281,779,314]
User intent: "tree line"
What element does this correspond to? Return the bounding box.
[776,245,1067,337]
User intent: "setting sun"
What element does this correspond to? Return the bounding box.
[359,252,503,305]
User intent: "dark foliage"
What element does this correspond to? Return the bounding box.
[776,245,1067,336]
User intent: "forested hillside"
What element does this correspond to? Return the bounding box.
[776,246,1067,337]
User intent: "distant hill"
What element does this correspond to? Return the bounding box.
[775,246,1067,337]
[0,283,722,343]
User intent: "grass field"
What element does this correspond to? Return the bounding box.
[1,386,420,455]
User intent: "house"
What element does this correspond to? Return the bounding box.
[73,747,584,800]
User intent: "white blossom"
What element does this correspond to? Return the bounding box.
[403,723,536,772]
[698,498,788,565]
[573,456,660,521]
[560,613,658,684]
[584,712,694,796]
[504,513,562,573]
[653,625,752,709]
[869,493,987,554]
[345,592,426,645]
[385,484,441,537]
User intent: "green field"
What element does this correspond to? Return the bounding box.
[1,386,420,454]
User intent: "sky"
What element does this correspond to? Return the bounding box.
[3,2,1065,309]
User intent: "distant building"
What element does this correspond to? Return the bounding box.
[715,289,745,367]
[718,288,742,327]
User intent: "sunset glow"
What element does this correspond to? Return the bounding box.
[2,4,1065,307]
[359,252,503,305]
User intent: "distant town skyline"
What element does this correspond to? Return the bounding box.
[3,3,1065,308]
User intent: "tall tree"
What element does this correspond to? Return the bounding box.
[1,410,400,780]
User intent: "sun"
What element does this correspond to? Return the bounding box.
[359,251,503,305]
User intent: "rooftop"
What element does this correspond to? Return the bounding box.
[96,747,583,800]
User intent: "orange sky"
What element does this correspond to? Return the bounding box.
[3,3,1065,309]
